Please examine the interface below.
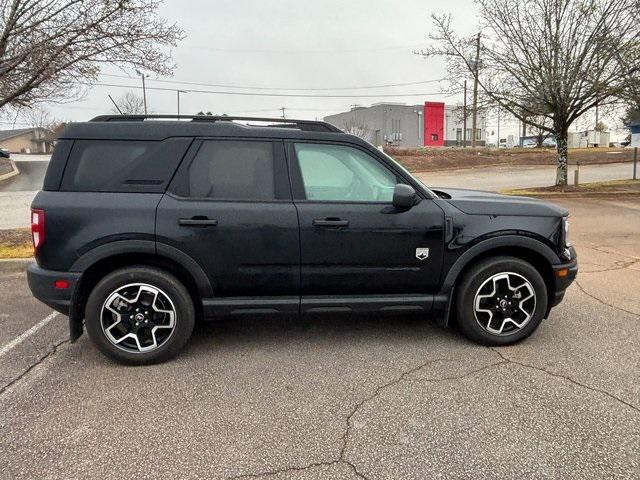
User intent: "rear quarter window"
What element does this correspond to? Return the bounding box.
[60,138,192,193]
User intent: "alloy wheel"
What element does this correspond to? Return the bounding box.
[473,272,536,336]
[100,283,176,353]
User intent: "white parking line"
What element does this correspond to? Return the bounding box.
[0,311,59,358]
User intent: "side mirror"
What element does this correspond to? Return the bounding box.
[392,184,418,209]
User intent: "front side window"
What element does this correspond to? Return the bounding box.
[294,143,397,202]
[186,140,275,200]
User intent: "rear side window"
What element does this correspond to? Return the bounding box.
[60,138,191,193]
[184,140,275,200]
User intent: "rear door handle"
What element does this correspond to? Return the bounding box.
[312,218,349,228]
[178,217,218,227]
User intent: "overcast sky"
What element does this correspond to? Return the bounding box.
[41,1,491,119]
[33,0,611,139]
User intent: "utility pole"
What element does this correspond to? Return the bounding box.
[136,69,148,114]
[471,32,480,148]
[463,80,467,148]
[177,90,187,116]
[595,101,599,129]
[496,106,500,148]
[280,107,286,119]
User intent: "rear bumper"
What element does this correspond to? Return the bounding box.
[550,246,578,307]
[27,263,81,316]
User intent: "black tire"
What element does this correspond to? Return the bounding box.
[85,266,195,365]
[455,256,548,346]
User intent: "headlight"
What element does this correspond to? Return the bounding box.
[562,217,571,247]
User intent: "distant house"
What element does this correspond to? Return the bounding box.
[0,127,53,153]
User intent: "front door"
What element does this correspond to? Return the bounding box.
[287,141,444,298]
[157,139,300,305]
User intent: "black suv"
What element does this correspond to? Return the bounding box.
[27,115,577,364]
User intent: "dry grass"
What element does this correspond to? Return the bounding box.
[503,179,640,196]
[387,146,635,172]
[0,228,32,259]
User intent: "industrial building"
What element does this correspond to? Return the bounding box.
[324,102,486,148]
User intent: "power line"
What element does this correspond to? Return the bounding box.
[177,43,425,55]
[100,73,445,91]
[91,82,445,99]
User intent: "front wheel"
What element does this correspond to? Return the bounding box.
[455,256,548,346]
[85,266,195,364]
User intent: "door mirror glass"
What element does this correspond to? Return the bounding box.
[392,184,418,209]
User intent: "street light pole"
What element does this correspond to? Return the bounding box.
[136,69,148,114]
[463,80,467,148]
[496,106,500,149]
[177,90,187,115]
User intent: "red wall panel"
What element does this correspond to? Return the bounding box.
[424,102,444,146]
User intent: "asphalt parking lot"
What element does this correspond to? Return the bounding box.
[0,196,638,479]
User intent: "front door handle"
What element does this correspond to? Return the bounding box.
[312,218,349,228]
[178,217,218,227]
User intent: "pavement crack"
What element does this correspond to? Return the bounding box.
[491,348,640,414]
[579,258,639,274]
[227,460,341,479]
[339,357,452,461]
[0,339,68,397]
[588,245,640,262]
[574,280,639,318]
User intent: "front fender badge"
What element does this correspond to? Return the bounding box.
[416,248,430,261]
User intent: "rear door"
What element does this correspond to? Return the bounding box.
[156,138,300,309]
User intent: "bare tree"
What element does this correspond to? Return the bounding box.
[416,32,496,148]
[420,0,640,185]
[526,115,554,147]
[616,42,640,127]
[0,0,183,110]
[24,104,53,129]
[342,118,373,143]
[111,91,145,115]
[23,105,64,147]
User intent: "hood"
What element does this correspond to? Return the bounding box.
[431,187,568,217]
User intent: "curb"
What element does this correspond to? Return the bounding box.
[0,257,32,274]
[0,159,20,182]
[502,191,640,198]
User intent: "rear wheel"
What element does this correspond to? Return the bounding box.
[85,266,195,364]
[455,256,548,346]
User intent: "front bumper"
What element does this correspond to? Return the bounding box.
[27,262,81,316]
[550,245,578,307]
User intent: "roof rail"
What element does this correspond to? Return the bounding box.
[89,114,342,133]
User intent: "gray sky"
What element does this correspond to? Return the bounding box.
[45,0,484,121]
[35,0,614,139]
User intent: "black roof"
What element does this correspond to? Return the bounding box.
[59,115,357,143]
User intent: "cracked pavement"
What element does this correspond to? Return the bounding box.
[1,197,639,479]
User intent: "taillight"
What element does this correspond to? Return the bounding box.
[31,208,45,253]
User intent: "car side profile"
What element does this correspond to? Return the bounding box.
[27,115,577,364]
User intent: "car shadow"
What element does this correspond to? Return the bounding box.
[183,313,462,354]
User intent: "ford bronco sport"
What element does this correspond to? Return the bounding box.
[27,115,577,364]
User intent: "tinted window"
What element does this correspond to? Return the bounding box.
[186,141,275,200]
[61,138,190,192]
[294,143,397,202]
